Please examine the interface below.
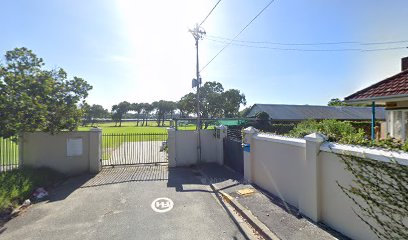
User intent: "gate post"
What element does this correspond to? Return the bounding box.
[89,128,102,174]
[215,125,227,165]
[167,127,176,167]
[243,127,259,183]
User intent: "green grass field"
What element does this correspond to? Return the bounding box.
[78,121,168,133]
[78,122,170,160]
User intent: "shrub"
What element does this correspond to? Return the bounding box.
[0,167,65,212]
[287,119,363,142]
[287,119,408,151]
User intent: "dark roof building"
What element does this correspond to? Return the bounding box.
[246,104,385,121]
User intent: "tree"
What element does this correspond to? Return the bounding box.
[88,104,109,126]
[222,89,246,117]
[166,101,177,124]
[178,93,196,117]
[151,100,177,127]
[328,98,348,106]
[152,101,163,126]
[177,81,247,128]
[239,105,252,117]
[81,102,92,126]
[0,47,92,138]
[255,111,270,128]
[200,82,224,120]
[141,103,154,126]
[111,101,130,127]
[130,103,143,126]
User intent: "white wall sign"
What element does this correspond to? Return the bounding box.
[67,138,83,157]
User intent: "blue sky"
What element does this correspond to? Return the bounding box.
[1,0,407,110]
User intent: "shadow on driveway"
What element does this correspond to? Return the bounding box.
[43,164,216,204]
[1,164,249,240]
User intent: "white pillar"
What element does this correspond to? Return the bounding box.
[243,127,259,183]
[167,127,176,167]
[89,128,102,174]
[300,133,326,222]
[215,125,227,165]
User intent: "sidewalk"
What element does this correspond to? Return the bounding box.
[198,163,348,240]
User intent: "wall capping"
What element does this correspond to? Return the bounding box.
[320,142,408,166]
[254,133,306,148]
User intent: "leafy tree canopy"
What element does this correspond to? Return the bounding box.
[82,103,109,126]
[239,105,252,117]
[152,100,177,126]
[328,98,348,106]
[0,47,92,138]
[111,101,130,126]
[178,81,246,118]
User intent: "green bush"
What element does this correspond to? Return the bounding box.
[0,167,65,212]
[287,119,408,151]
[287,119,364,142]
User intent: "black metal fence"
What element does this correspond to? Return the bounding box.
[0,137,19,172]
[102,133,168,166]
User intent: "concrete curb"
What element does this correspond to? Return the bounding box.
[197,168,279,240]
[218,190,280,240]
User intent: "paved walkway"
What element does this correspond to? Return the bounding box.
[1,166,248,240]
[199,164,348,240]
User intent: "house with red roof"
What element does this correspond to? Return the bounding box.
[345,57,408,140]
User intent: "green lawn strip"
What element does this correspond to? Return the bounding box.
[0,167,65,213]
[0,138,19,167]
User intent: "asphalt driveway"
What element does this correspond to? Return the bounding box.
[0,165,247,240]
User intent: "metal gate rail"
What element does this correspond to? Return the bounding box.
[102,133,168,166]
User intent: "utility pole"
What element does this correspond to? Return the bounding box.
[189,24,206,163]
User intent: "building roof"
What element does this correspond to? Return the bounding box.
[345,70,408,102]
[246,104,385,121]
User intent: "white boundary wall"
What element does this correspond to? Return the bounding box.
[243,127,408,240]
[21,129,102,176]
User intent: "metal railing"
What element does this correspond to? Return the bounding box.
[0,137,19,172]
[102,133,168,166]
[227,128,243,142]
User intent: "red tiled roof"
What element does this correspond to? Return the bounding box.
[345,70,408,101]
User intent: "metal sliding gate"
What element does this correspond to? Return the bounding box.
[223,128,244,174]
[102,133,168,166]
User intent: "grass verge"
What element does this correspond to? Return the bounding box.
[0,167,65,214]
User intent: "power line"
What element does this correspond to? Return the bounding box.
[206,38,407,52]
[200,0,222,26]
[206,35,408,46]
[200,0,276,72]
